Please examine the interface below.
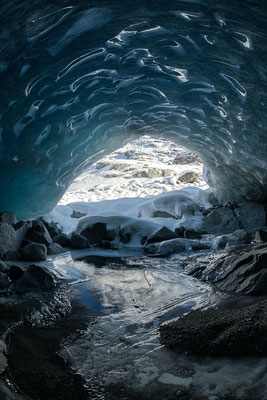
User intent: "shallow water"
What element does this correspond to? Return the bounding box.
[41,249,267,400]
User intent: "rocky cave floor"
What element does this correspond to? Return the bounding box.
[0,203,267,400]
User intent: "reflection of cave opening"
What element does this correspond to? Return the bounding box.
[59,135,205,205]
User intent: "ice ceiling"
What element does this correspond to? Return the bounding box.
[0,0,266,219]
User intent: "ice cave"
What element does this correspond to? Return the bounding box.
[0,0,266,219]
[0,0,267,399]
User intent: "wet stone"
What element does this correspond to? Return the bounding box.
[21,243,47,261]
[13,264,57,292]
[47,242,64,255]
[71,232,90,249]
[80,222,116,246]
[146,226,177,245]
[2,250,21,261]
[184,229,202,239]
[53,234,71,248]
[40,219,61,239]
[25,220,52,247]
[8,265,24,282]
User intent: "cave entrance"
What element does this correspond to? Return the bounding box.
[58,135,205,206]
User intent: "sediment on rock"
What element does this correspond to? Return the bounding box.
[160,299,267,357]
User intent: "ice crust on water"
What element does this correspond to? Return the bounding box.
[0,1,266,218]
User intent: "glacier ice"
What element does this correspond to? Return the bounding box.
[0,0,266,218]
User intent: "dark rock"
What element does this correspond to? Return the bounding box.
[3,250,21,261]
[119,231,131,244]
[185,243,267,295]
[0,260,9,273]
[0,211,17,225]
[14,221,31,246]
[21,239,34,248]
[184,229,202,239]
[13,220,31,231]
[208,192,220,206]
[71,233,90,249]
[47,243,64,255]
[21,243,47,261]
[145,238,209,257]
[0,222,17,257]
[212,229,251,250]
[0,272,10,289]
[160,299,267,357]
[213,245,267,295]
[80,223,116,246]
[71,210,86,219]
[154,211,175,219]
[40,219,61,239]
[199,208,241,235]
[235,202,267,233]
[255,229,267,243]
[25,220,52,246]
[174,226,184,238]
[53,234,71,248]
[8,265,24,281]
[14,264,57,292]
[146,226,176,245]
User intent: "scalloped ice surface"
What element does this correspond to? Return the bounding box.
[0,0,266,219]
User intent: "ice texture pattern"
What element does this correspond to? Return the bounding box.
[0,0,266,218]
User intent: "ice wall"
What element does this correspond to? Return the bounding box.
[0,0,266,218]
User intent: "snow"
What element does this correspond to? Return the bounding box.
[48,136,209,236]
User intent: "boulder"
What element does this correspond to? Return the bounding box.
[184,229,202,239]
[40,219,61,239]
[185,243,267,295]
[80,222,116,246]
[177,170,199,183]
[160,299,267,357]
[21,243,47,261]
[13,264,57,292]
[25,220,52,246]
[198,207,241,235]
[53,234,71,248]
[71,233,90,249]
[0,222,17,257]
[174,227,185,238]
[212,245,267,295]
[119,230,131,244]
[145,238,210,257]
[47,242,64,255]
[146,226,176,245]
[212,229,251,250]
[8,265,24,281]
[2,250,21,261]
[13,221,31,247]
[0,211,17,225]
[71,210,86,219]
